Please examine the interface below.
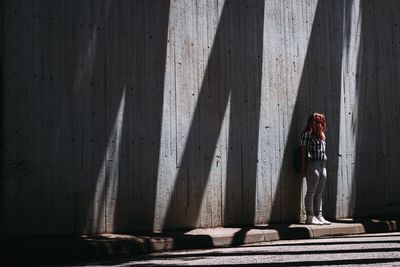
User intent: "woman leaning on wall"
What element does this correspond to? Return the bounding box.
[300,112,332,225]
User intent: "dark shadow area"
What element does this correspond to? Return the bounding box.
[230,228,256,245]
[162,0,264,230]
[336,218,400,233]
[270,0,346,223]
[108,0,170,233]
[0,0,5,238]
[1,236,147,266]
[79,0,170,234]
[261,224,312,240]
[0,233,213,266]
[3,0,111,236]
[231,225,312,245]
[2,0,169,236]
[352,1,400,218]
[224,0,264,227]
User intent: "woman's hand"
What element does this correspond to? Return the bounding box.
[300,167,306,177]
[300,145,307,177]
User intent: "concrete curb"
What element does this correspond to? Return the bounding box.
[2,218,399,266]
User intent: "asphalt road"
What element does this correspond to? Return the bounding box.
[60,232,400,266]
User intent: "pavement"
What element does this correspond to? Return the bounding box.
[2,218,400,266]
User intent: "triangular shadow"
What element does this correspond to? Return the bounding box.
[163,0,265,230]
[270,0,346,223]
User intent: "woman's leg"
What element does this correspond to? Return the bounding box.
[313,161,327,215]
[305,161,320,216]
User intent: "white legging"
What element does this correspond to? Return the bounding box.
[305,160,327,216]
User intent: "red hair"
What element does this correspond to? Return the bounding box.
[304,112,326,140]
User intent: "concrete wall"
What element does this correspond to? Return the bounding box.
[2,0,400,237]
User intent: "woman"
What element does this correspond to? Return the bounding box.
[300,112,331,225]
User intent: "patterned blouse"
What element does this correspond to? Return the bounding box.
[300,131,327,161]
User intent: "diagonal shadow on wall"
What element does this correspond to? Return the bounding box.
[270,0,346,223]
[100,0,171,233]
[162,0,265,230]
[2,0,112,235]
[1,0,170,236]
[48,0,171,234]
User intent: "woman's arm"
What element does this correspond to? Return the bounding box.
[300,145,307,177]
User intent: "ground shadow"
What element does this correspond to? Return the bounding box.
[336,217,400,233]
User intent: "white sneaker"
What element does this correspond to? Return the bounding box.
[306,215,323,225]
[316,215,332,225]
